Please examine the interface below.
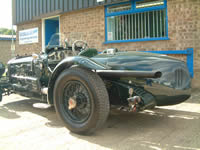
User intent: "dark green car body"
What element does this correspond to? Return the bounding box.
[2,47,191,108]
[92,51,191,106]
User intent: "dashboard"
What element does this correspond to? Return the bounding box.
[48,50,73,62]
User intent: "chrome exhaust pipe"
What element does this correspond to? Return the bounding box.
[96,70,162,78]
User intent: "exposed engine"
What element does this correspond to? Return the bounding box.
[7,48,73,98]
[8,57,42,97]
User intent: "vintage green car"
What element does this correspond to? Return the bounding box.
[0,34,191,134]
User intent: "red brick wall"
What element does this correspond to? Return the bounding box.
[0,40,14,64]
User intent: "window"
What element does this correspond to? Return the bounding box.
[105,0,168,43]
[107,3,132,13]
[136,0,164,9]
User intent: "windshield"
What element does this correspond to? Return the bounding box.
[45,33,89,55]
[47,33,86,48]
[47,33,66,48]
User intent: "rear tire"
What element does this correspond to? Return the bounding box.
[53,67,110,135]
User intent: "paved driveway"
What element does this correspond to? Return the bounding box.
[0,91,200,150]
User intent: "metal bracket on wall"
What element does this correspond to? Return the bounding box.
[144,48,194,78]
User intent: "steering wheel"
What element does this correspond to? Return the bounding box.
[72,40,88,55]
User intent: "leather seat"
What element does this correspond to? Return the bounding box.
[78,48,98,57]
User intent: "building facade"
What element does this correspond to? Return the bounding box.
[0,35,16,64]
[13,0,200,88]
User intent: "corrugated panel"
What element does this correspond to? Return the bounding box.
[32,0,36,18]
[60,0,64,11]
[55,0,59,10]
[22,0,25,21]
[13,0,126,25]
[63,0,67,11]
[43,0,47,14]
[69,0,73,11]
[51,0,54,12]
[89,0,94,7]
[47,0,51,13]
[16,0,20,23]
[36,0,39,16]
[78,0,83,9]
[29,0,32,20]
[73,0,78,10]
[83,0,88,8]
[39,0,44,14]
[20,0,23,22]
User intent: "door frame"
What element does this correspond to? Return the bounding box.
[42,15,60,52]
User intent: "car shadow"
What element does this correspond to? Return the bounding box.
[1,96,200,149]
[0,98,64,128]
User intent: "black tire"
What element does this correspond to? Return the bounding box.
[53,67,110,135]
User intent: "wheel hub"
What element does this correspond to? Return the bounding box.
[68,97,77,110]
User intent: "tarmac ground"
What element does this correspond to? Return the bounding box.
[0,91,200,150]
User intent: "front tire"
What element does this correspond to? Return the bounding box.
[53,67,110,135]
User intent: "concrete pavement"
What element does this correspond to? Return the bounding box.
[0,91,200,150]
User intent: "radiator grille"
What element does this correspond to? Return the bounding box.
[174,69,189,89]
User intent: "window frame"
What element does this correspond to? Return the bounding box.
[104,0,169,44]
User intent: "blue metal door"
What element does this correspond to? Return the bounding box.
[45,17,59,46]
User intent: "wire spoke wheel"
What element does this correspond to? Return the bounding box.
[63,81,91,123]
[54,67,110,135]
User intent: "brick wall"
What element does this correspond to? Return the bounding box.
[16,0,200,88]
[15,20,42,55]
[60,1,200,88]
[0,40,14,64]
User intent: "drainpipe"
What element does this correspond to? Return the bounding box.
[11,0,15,57]
[11,25,15,57]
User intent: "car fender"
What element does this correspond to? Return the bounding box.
[47,56,110,105]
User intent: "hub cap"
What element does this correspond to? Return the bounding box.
[68,97,77,110]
